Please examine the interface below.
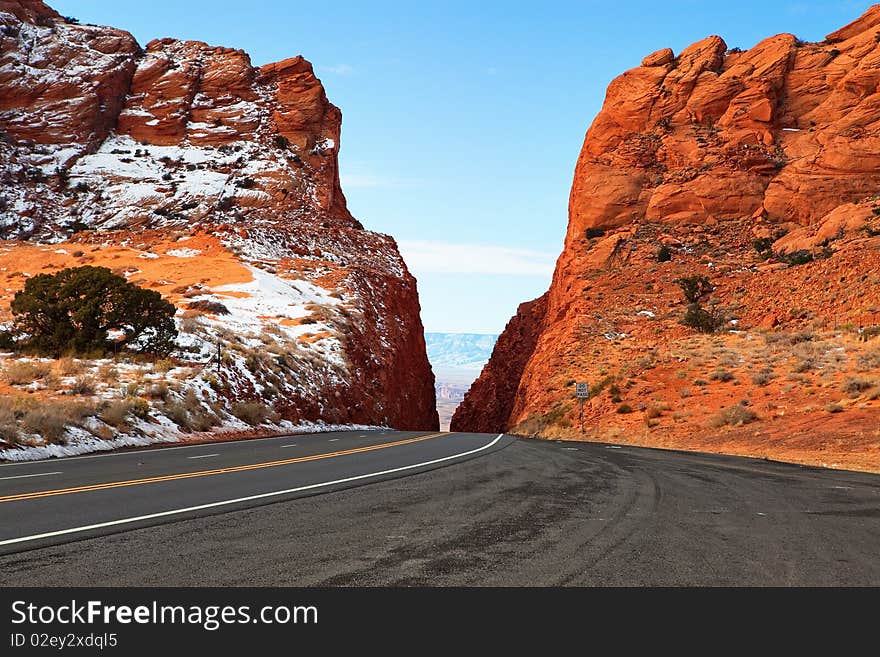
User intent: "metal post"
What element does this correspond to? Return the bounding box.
[579,398,584,434]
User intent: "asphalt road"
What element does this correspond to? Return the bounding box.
[0,432,878,585]
[0,430,509,553]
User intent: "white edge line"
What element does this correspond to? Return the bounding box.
[187,454,219,460]
[0,471,62,481]
[0,434,506,548]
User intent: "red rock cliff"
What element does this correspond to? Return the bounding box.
[0,0,438,431]
[452,6,880,471]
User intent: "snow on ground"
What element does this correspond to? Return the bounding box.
[213,264,339,323]
[0,421,387,462]
[166,248,202,258]
[177,263,352,393]
[63,133,307,230]
[0,427,179,462]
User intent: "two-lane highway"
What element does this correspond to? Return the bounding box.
[0,430,512,554]
[0,433,878,585]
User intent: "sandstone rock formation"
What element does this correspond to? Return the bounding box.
[0,0,438,434]
[453,6,880,472]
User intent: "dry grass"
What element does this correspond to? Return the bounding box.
[145,381,170,401]
[154,359,175,373]
[843,377,876,395]
[100,400,135,429]
[160,390,220,432]
[709,402,758,428]
[710,368,735,382]
[57,357,86,376]
[179,315,203,334]
[70,375,97,395]
[0,397,21,445]
[230,401,276,426]
[751,369,775,386]
[21,405,69,444]
[645,402,669,419]
[97,363,119,383]
[857,347,880,371]
[3,360,52,385]
[0,397,100,445]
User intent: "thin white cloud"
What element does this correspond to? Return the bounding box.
[320,63,354,75]
[397,240,556,276]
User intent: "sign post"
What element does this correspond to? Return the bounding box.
[576,382,589,433]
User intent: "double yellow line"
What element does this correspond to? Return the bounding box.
[0,432,449,504]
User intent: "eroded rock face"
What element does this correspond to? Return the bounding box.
[0,3,139,150]
[450,294,547,433]
[452,6,880,470]
[566,6,880,241]
[0,0,437,431]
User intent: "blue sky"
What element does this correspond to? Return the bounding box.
[54,1,869,332]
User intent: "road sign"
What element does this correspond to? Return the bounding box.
[576,382,589,433]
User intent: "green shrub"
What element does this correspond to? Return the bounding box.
[615,403,634,415]
[9,266,177,356]
[0,330,16,350]
[656,245,672,262]
[710,368,734,382]
[752,237,774,254]
[681,302,729,334]
[776,250,813,266]
[675,275,714,303]
[793,357,817,373]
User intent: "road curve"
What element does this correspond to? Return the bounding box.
[0,435,878,585]
[0,430,511,555]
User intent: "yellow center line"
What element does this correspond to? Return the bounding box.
[0,432,450,504]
